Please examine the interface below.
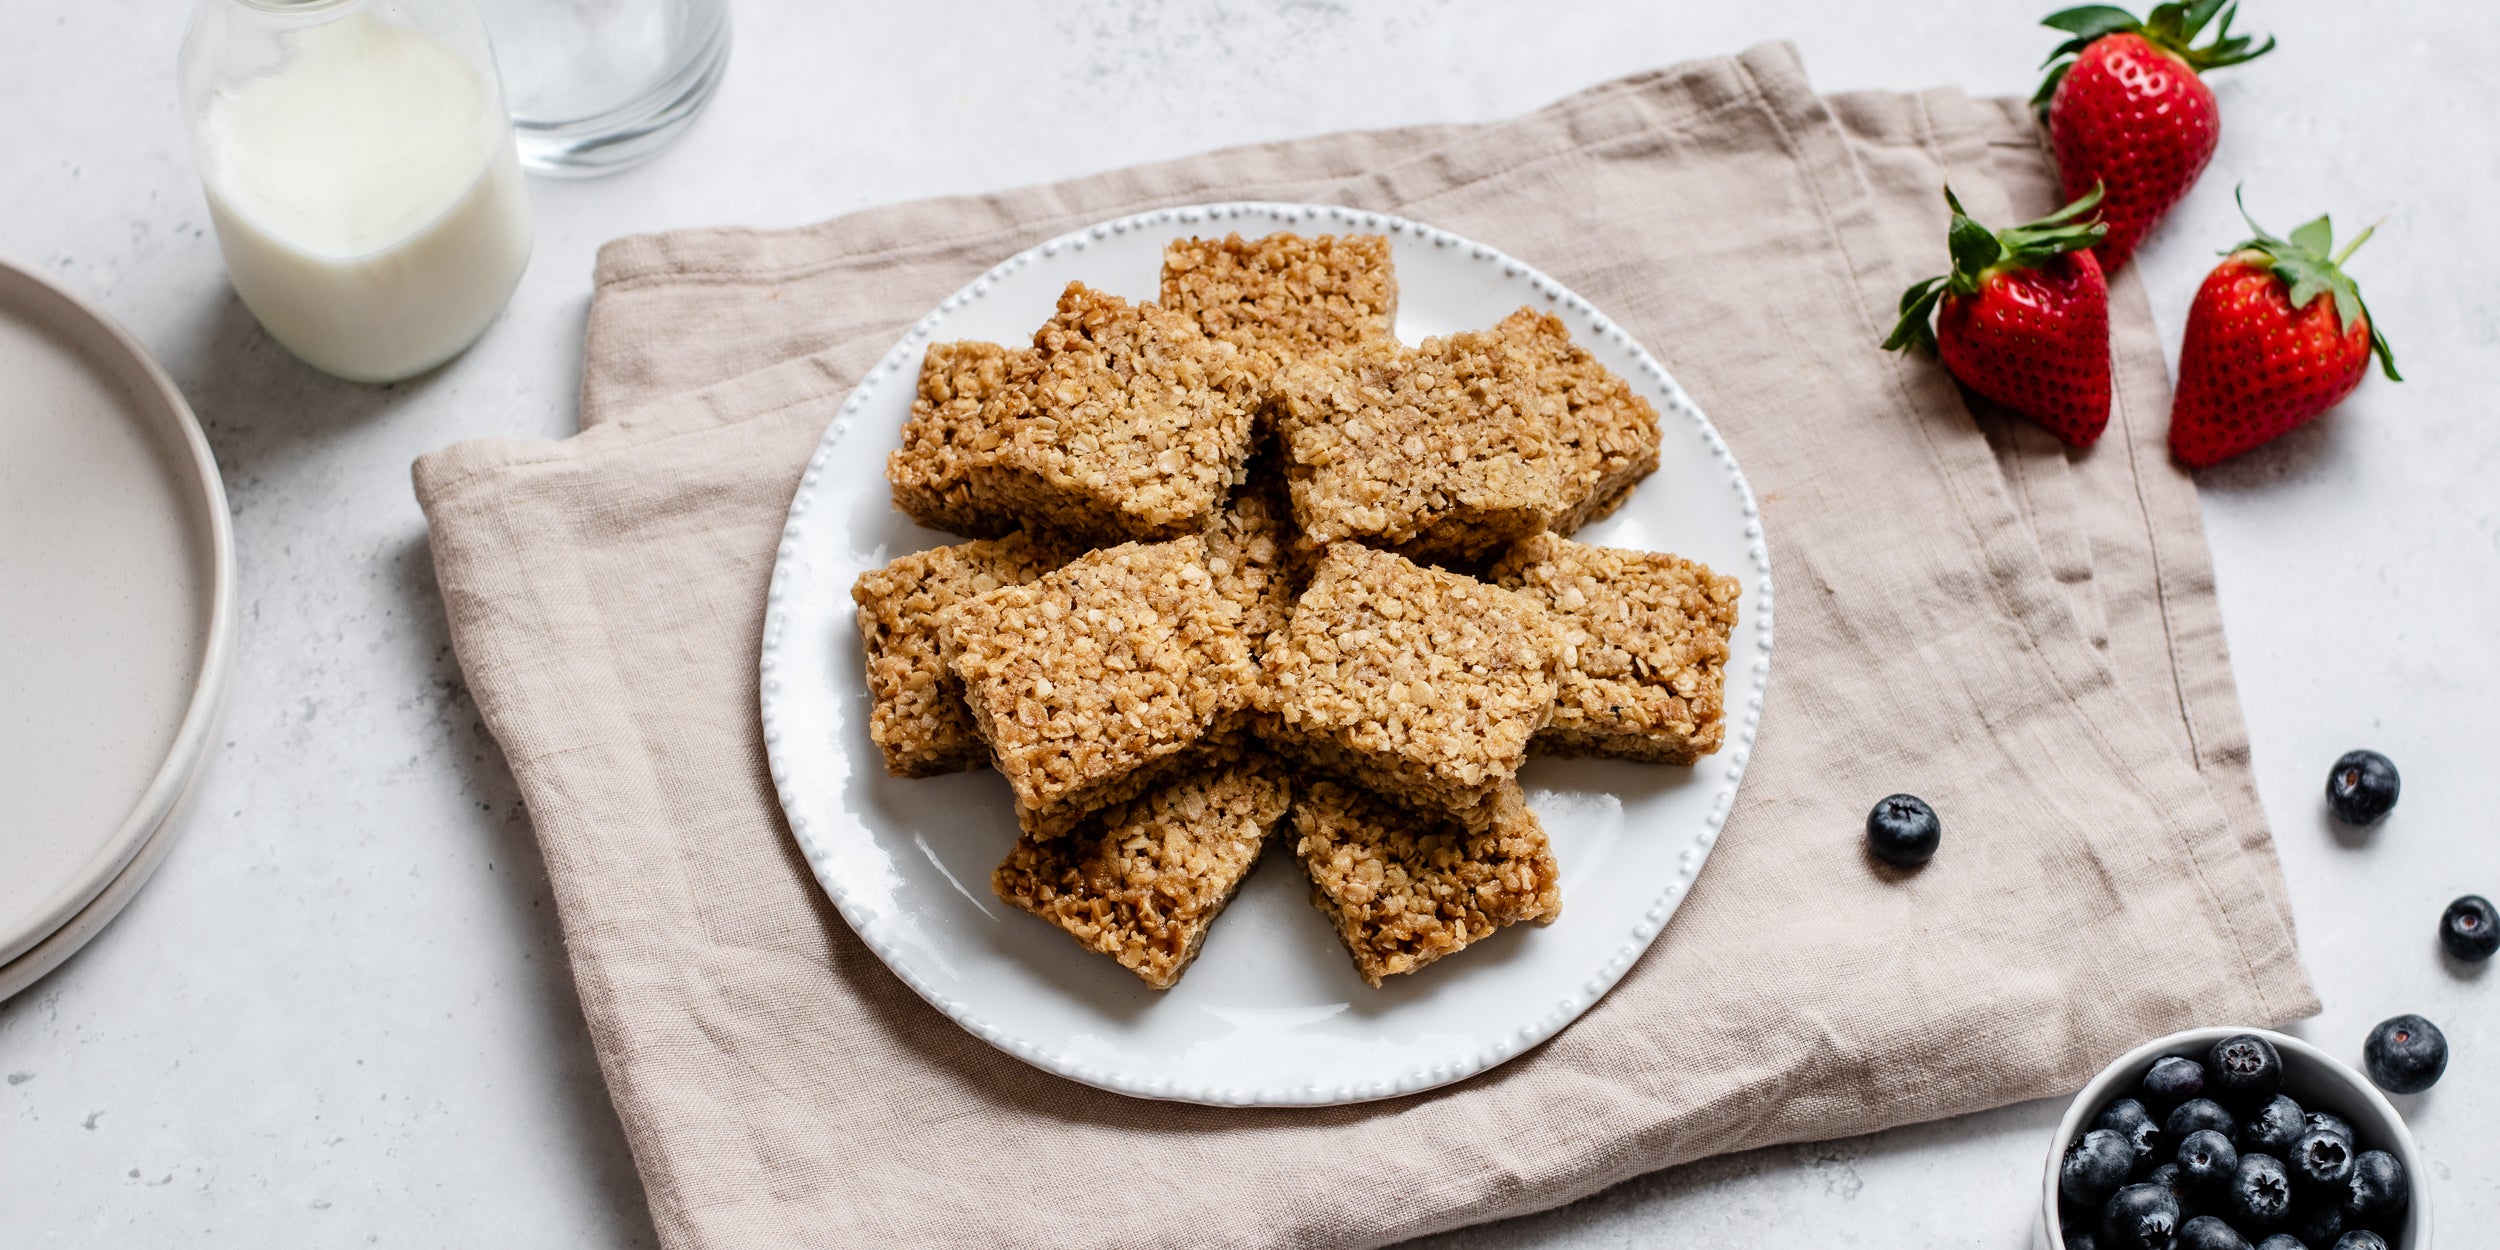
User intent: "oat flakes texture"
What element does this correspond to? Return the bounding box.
[992,745,1292,989]
[937,537,1256,836]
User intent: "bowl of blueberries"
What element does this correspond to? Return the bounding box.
[2042,1027,2429,1250]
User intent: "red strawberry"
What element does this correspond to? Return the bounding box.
[1885,185,2114,447]
[2169,196,2399,466]
[2036,1,2274,271]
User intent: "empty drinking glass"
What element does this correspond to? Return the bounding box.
[482,0,731,176]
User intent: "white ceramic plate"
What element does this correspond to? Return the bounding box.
[0,257,235,991]
[760,203,1773,1106]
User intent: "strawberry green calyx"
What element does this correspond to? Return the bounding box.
[1884,184,2108,355]
[2033,0,2274,109]
[2231,188,2400,380]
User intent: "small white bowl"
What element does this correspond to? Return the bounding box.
[2040,1026,2432,1249]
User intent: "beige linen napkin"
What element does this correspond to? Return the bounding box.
[414,43,2315,1250]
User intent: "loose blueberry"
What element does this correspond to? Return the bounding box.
[2176,1128,2238,1196]
[2332,1234,2389,1250]
[2238,1094,2306,1157]
[1865,793,1941,867]
[2362,1014,2447,1095]
[2209,1034,2285,1111]
[2302,1110,2354,1145]
[2324,749,2399,825]
[2229,1153,2295,1229]
[2098,1098,2166,1172]
[2103,1182,2182,1250]
[2251,1238,2306,1250]
[2167,1098,2237,1143]
[2342,1150,2407,1230]
[2065,1127,2140,1207]
[2176,1214,2247,1250]
[2288,1129,2356,1194]
[2143,1056,2208,1111]
[2440,894,2500,962]
[2289,1197,2345,1249]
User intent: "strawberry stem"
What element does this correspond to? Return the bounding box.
[2230,188,2401,382]
[1885,185,2107,354]
[2035,1,2274,111]
[2331,220,2380,267]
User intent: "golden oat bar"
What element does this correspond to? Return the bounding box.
[1491,533,1740,764]
[992,748,1291,990]
[850,531,1075,777]
[971,282,1263,546]
[887,340,1040,538]
[1292,779,1561,987]
[937,537,1257,838]
[1158,232,1397,377]
[1260,544,1563,824]
[1490,309,1663,533]
[1270,324,1568,565]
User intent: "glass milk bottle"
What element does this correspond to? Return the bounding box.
[179,0,533,383]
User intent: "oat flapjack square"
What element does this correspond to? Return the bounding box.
[937,537,1257,837]
[1159,232,1396,377]
[850,530,1075,777]
[1491,533,1740,764]
[887,339,1041,538]
[921,283,1261,545]
[1269,325,1568,565]
[1292,778,1561,987]
[992,746,1291,989]
[1260,544,1563,823]
[1489,308,1663,533]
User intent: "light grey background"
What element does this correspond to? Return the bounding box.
[3,1,2490,1245]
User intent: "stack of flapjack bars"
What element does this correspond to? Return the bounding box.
[851,232,1739,989]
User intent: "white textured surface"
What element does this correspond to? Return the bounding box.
[760,201,1772,1106]
[0,0,2489,1245]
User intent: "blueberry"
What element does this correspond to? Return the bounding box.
[2288,1128,2356,1193]
[2143,1056,2208,1111]
[2098,1098,2166,1172]
[2063,1224,2106,1250]
[2103,1182,2182,1250]
[2176,1214,2248,1250]
[2332,1234,2389,1250]
[2302,1110,2355,1145]
[2289,1197,2345,1249]
[2342,1150,2407,1230]
[2144,1163,2191,1211]
[2251,1238,2305,1250]
[2176,1128,2238,1196]
[2362,1014,2447,1095]
[2209,1034,2285,1111]
[2324,749,2399,825]
[2229,1153,2295,1229]
[1865,793,1940,867]
[2167,1098,2237,1142]
[2238,1094,2306,1157]
[2440,894,2500,962]
[2065,1127,2140,1207]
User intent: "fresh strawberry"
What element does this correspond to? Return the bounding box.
[1885,185,2114,447]
[2035,1,2273,272]
[2168,195,2399,466]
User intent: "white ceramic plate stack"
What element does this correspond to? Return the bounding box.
[760,203,1774,1106]
[0,258,235,1001]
